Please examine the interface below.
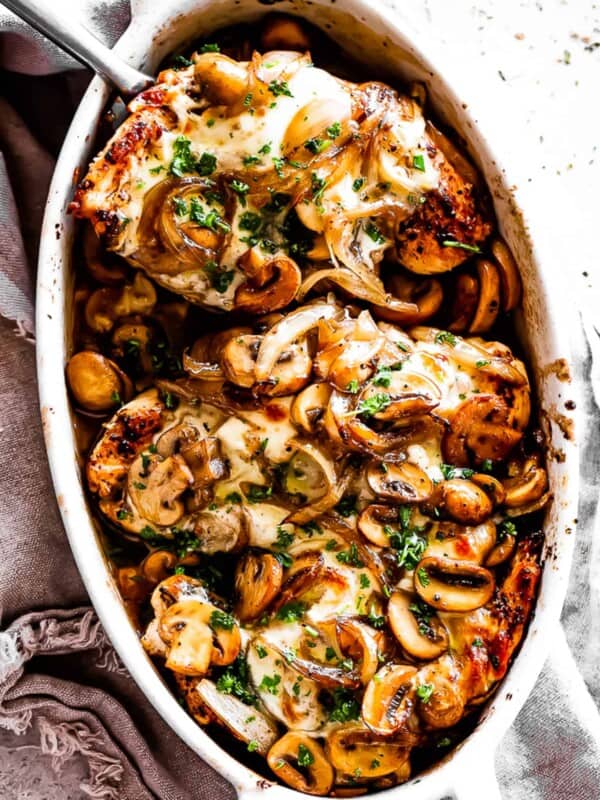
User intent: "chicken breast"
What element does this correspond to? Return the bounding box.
[70,50,491,311]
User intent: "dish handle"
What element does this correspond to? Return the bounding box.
[450,753,502,800]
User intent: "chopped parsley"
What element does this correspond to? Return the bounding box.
[169,136,217,178]
[367,605,386,629]
[274,525,295,550]
[210,610,236,630]
[216,655,256,705]
[247,740,259,753]
[224,491,242,504]
[255,643,268,659]
[171,54,193,69]
[297,744,314,767]
[329,688,360,723]
[245,484,273,503]
[204,261,235,293]
[439,463,475,480]
[412,153,426,171]
[173,197,188,216]
[435,330,457,347]
[498,519,517,540]
[352,177,365,192]
[239,211,262,232]
[272,156,286,177]
[473,637,484,648]
[326,121,341,138]
[417,683,434,703]
[417,566,430,587]
[276,601,306,623]
[258,673,281,695]
[189,197,230,232]
[304,137,330,155]
[268,80,293,97]
[336,542,364,568]
[200,43,220,53]
[243,153,261,166]
[476,359,491,368]
[480,458,494,474]
[231,179,250,206]
[359,573,371,589]
[335,494,358,518]
[441,239,482,254]
[365,222,386,244]
[356,393,391,418]
[346,379,359,394]
[409,600,436,638]
[373,365,393,388]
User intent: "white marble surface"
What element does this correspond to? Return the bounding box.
[382,0,599,319]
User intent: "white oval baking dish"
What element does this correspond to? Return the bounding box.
[36,1,579,798]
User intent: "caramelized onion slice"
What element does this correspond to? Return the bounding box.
[195,678,278,755]
[414,556,495,612]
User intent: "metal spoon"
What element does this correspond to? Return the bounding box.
[2,0,153,95]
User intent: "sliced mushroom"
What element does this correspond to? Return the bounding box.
[157,598,241,675]
[387,592,448,660]
[357,504,397,547]
[491,237,521,311]
[263,337,313,397]
[361,664,417,736]
[366,461,433,504]
[283,652,360,690]
[414,556,495,612]
[194,678,278,755]
[193,505,248,554]
[424,520,497,564]
[326,725,411,782]
[83,223,128,284]
[85,272,157,333]
[234,255,302,314]
[471,473,506,506]
[221,334,261,388]
[128,453,192,528]
[434,478,494,525]
[194,52,248,105]
[66,350,132,412]
[140,550,178,584]
[181,436,228,488]
[234,551,283,622]
[415,665,465,729]
[485,532,516,567]
[468,259,501,334]
[442,395,523,467]
[448,273,479,332]
[502,457,547,508]
[255,302,338,384]
[291,383,332,434]
[267,733,334,796]
[376,273,443,326]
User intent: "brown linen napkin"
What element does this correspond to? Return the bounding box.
[0,16,235,796]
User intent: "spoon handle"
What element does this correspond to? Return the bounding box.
[2,0,153,95]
